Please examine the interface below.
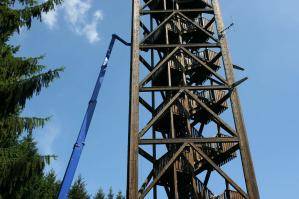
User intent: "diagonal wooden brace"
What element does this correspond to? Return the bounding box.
[139,143,187,198]
[139,47,180,87]
[181,47,228,85]
[185,89,237,136]
[138,90,183,138]
[189,143,248,199]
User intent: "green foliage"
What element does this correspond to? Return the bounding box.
[16,170,60,199]
[0,135,59,198]
[68,175,90,199]
[35,170,61,198]
[0,0,63,43]
[94,187,105,199]
[0,135,43,197]
[0,0,63,197]
[0,0,64,118]
[115,191,125,199]
[0,115,49,146]
[1,0,127,198]
[80,184,126,199]
[107,187,114,199]
[94,187,125,199]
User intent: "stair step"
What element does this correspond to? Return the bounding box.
[216,190,245,199]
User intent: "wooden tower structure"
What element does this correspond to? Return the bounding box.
[127,0,260,198]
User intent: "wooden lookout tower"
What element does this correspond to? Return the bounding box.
[127,0,260,198]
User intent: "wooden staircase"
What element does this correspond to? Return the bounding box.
[149,49,222,87]
[189,89,228,125]
[142,14,215,46]
[152,89,228,134]
[186,49,221,85]
[195,177,215,199]
[217,190,245,199]
[194,137,238,174]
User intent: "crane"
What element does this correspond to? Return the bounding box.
[58,34,130,199]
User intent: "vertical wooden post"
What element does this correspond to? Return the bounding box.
[212,0,260,198]
[127,0,140,198]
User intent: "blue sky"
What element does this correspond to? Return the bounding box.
[14,0,299,197]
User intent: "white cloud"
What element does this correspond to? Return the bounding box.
[35,120,64,176]
[42,9,58,29]
[81,10,103,43]
[94,10,104,21]
[64,0,91,26]
[36,121,60,155]
[42,0,103,43]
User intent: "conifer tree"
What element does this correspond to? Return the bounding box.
[68,175,90,199]
[94,187,105,199]
[107,187,114,199]
[115,191,125,199]
[0,0,63,197]
[37,170,61,198]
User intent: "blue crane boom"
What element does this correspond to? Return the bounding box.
[58,34,130,199]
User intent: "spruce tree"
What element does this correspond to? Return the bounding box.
[36,170,61,198]
[107,187,114,199]
[115,191,125,199]
[94,187,105,199]
[0,0,63,197]
[68,175,90,199]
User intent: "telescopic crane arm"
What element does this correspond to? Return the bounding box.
[58,34,130,199]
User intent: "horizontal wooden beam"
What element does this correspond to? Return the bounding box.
[140,43,220,49]
[140,8,214,15]
[139,85,229,92]
[139,137,239,145]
